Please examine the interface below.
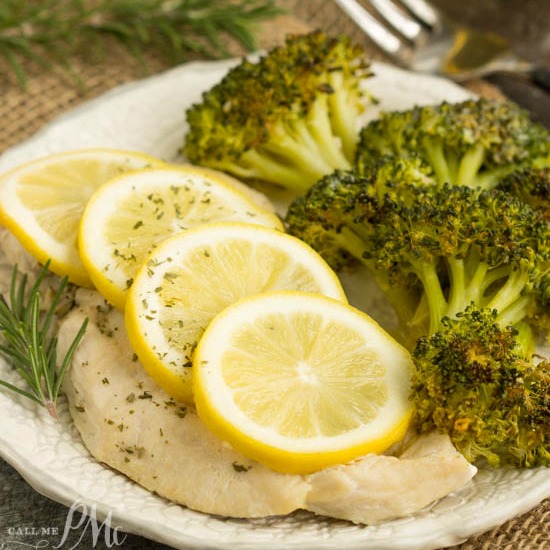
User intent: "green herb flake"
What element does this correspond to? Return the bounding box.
[175,406,187,418]
[232,462,252,473]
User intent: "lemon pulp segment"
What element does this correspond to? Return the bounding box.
[225,311,387,435]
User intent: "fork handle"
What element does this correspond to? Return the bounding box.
[530,66,550,91]
[487,72,550,129]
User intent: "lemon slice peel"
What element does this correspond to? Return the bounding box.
[125,222,348,405]
[193,291,414,474]
[0,148,164,286]
[79,165,283,309]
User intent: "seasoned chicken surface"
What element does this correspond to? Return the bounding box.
[58,289,310,518]
[306,432,477,523]
[56,287,476,523]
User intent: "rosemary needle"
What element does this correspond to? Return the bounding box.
[0,261,88,419]
[0,0,284,88]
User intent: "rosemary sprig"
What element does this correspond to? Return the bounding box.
[0,261,88,419]
[0,0,283,88]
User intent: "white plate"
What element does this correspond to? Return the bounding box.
[0,59,549,550]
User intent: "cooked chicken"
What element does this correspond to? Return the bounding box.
[56,287,476,523]
[57,289,310,518]
[306,432,477,523]
[0,228,41,293]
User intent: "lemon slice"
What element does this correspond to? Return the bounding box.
[125,222,347,404]
[79,165,283,310]
[193,291,413,474]
[0,148,163,286]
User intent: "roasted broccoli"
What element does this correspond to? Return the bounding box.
[411,304,549,468]
[184,30,373,194]
[285,158,435,269]
[496,165,550,221]
[285,168,550,351]
[355,98,550,190]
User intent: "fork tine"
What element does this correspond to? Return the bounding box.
[399,0,440,29]
[367,0,423,41]
[334,0,413,61]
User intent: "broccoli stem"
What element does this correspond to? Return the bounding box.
[337,226,371,261]
[213,110,354,194]
[306,94,354,170]
[497,295,533,327]
[478,265,509,299]
[485,268,530,315]
[237,112,352,192]
[423,140,454,184]
[465,262,490,306]
[456,144,486,186]
[223,150,317,193]
[336,227,423,337]
[476,166,518,190]
[334,227,531,340]
[437,255,534,346]
[446,257,466,317]
[511,321,536,357]
[408,293,430,335]
[326,71,360,161]
[423,142,487,186]
[413,260,448,335]
[268,123,337,175]
[445,149,460,184]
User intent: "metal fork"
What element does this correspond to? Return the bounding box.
[334,0,550,88]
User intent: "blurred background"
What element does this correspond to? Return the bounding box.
[431,0,549,65]
[1,0,549,152]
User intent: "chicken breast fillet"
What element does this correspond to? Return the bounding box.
[306,432,477,523]
[57,289,310,518]
[55,287,476,523]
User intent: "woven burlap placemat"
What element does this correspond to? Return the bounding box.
[0,0,507,154]
[0,1,548,548]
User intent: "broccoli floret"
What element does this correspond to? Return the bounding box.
[183,30,373,194]
[496,165,550,221]
[285,169,549,351]
[285,162,434,333]
[356,98,550,190]
[411,305,549,468]
[285,157,435,269]
[354,152,437,183]
[284,171,362,271]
